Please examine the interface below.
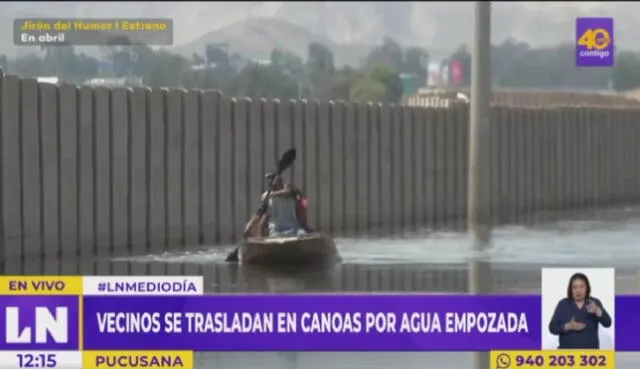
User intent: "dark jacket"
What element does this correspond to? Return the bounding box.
[548,297,612,349]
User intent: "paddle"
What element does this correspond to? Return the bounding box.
[225,148,297,262]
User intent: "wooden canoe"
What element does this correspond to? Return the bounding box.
[240,233,341,266]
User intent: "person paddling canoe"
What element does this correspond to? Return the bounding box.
[243,172,312,238]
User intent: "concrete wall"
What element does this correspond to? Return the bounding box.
[2,74,640,259]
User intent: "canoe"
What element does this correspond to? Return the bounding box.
[240,233,341,266]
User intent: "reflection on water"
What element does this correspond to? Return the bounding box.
[121,207,640,267]
[3,208,640,368]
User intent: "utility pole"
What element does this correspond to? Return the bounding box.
[468,2,492,369]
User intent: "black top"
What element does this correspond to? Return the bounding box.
[548,297,612,349]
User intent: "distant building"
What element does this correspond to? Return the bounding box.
[253,59,272,67]
[84,77,143,87]
[36,77,60,85]
[403,88,468,108]
[400,73,422,96]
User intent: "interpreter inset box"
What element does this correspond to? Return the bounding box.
[541,268,615,350]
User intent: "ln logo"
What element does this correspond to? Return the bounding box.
[5,306,68,344]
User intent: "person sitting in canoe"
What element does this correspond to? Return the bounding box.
[243,172,312,238]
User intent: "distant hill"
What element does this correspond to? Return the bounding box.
[4,2,640,66]
[169,18,374,67]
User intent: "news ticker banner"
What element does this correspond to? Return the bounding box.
[0,351,193,369]
[2,273,640,351]
[0,276,201,369]
[489,350,615,369]
[13,18,173,46]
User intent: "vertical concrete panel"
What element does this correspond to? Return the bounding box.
[378,105,393,232]
[401,107,414,230]
[148,89,168,252]
[304,101,320,228]
[584,109,598,209]
[443,107,457,224]
[343,103,358,234]
[534,110,546,211]
[563,108,574,210]
[291,101,305,189]
[20,79,41,259]
[619,109,630,202]
[621,111,634,201]
[166,89,185,247]
[263,100,278,177]
[233,98,250,238]
[94,87,113,273]
[390,106,403,232]
[93,88,112,265]
[129,88,149,250]
[423,108,437,224]
[579,108,590,208]
[40,83,61,266]
[560,108,572,210]
[614,110,627,202]
[551,108,563,211]
[412,107,425,228]
[454,105,468,227]
[606,109,618,204]
[601,109,614,206]
[574,108,586,209]
[433,108,447,227]
[545,109,559,212]
[520,108,533,218]
[217,97,234,242]
[78,86,95,270]
[248,99,265,230]
[370,104,383,232]
[201,91,220,243]
[603,108,616,206]
[356,104,370,232]
[530,109,541,215]
[184,90,202,246]
[592,109,605,207]
[59,84,79,260]
[262,99,277,208]
[604,108,615,206]
[512,108,525,217]
[541,109,555,212]
[529,109,543,213]
[519,108,531,215]
[2,75,23,262]
[569,107,585,210]
[488,106,501,223]
[439,108,458,227]
[110,88,130,250]
[566,108,579,209]
[317,101,333,232]
[500,107,515,221]
[620,110,631,202]
[277,100,294,173]
[631,110,640,201]
[611,109,621,203]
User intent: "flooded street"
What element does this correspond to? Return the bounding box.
[9,208,640,368]
[112,208,640,369]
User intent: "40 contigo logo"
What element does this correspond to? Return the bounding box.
[575,17,614,67]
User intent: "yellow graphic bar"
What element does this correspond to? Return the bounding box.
[83,351,194,369]
[0,276,83,295]
[490,350,615,369]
